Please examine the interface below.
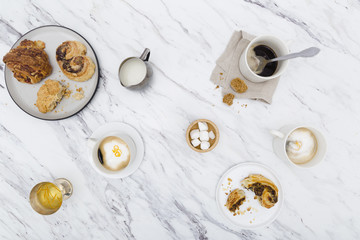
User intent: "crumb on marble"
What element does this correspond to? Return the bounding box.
[223,93,234,106]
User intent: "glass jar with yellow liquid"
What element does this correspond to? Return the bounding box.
[29,178,73,215]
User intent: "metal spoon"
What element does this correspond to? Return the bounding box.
[254,47,320,74]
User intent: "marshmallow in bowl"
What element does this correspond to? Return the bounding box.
[208,131,215,140]
[190,129,200,139]
[191,138,201,147]
[200,141,210,150]
[198,122,208,131]
[199,131,209,141]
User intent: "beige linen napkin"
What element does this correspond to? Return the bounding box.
[210,31,280,104]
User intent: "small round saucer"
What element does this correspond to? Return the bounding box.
[88,122,144,178]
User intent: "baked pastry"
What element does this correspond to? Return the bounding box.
[241,174,278,209]
[56,41,95,82]
[3,40,52,84]
[36,80,65,113]
[225,189,246,212]
[223,93,234,106]
[230,78,248,93]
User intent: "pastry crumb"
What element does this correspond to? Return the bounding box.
[64,88,72,99]
[72,87,85,100]
[223,93,234,106]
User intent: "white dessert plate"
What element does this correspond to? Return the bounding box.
[4,25,99,120]
[216,162,283,229]
[88,122,145,179]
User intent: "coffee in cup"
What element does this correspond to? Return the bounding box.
[270,125,326,168]
[240,35,289,83]
[285,128,317,164]
[98,136,130,171]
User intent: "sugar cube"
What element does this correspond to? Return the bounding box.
[199,131,209,141]
[200,141,210,150]
[190,129,200,139]
[198,122,208,131]
[191,138,201,147]
[208,131,215,140]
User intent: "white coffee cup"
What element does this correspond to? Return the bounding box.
[87,134,137,178]
[270,125,327,168]
[239,35,289,83]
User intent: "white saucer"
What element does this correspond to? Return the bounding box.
[216,162,283,229]
[88,122,144,178]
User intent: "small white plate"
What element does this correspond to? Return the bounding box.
[88,122,145,179]
[216,162,283,229]
[4,25,99,120]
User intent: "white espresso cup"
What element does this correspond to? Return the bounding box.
[87,133,137,178]
[239,35,289,83]
[270,125,327,168]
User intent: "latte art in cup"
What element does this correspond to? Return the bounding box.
[99,136,130,171]
[286,128,318,164]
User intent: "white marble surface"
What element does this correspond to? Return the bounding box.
[0,0,360,239]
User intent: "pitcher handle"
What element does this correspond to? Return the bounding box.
[140,48,150,62]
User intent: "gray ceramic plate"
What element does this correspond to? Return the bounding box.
[4,25,99,120]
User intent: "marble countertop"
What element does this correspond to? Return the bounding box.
[1,0,360,239]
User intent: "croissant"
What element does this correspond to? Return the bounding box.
[56,41,95,82]
[241,174,278,209]
[225,188,246,212]
[3,40,52,84]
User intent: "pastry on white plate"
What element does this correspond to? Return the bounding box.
[36,80,65,113]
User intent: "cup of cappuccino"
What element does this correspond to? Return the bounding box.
[270,125,327,168]
[88,134,137,178]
